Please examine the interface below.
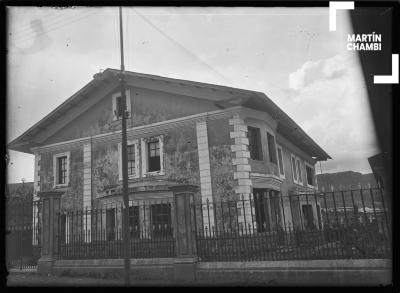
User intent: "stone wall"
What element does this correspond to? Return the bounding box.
[207,118,235,202]
[39,148,83,211]
[88,124,200,200]
[45,86,217,145]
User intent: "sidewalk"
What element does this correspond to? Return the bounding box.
[6,271,181,287]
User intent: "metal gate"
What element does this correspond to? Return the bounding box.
[6,198,41,270]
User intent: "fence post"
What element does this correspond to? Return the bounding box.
[37,191,63,275]
[169,184,199,283]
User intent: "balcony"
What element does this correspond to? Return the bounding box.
[249,159,279,177]
[249,160,281,190]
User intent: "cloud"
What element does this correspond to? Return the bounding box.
[282,54,379,174]
[288,55,348,91]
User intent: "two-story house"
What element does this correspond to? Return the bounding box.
[8,68,331,240]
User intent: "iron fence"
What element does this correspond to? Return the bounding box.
[6,198,41,269]
[58,199,175,259]
[191,188,391,262]
[49,187,391,262]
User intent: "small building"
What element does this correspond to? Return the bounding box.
[8,69,331,240]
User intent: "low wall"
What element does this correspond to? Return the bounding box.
[196,259,391,286]
[53,258,175,281]
[52,258,391,286]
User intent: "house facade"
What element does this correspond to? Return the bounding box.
[9,69,331,240]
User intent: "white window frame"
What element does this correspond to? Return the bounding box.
[290,153,304,185]
[141,135,164,177]
[304,162,316,188]
[112,89,131,121]
[118,139,140,180]
[276,144,285,179]
[53,151,70,187]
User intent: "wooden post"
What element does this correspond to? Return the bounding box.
[37,191,63,275]
[169,184,199,283]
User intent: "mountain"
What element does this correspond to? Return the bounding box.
[315,171,383,210]
[316,171,378,192]
[6,182,34,200]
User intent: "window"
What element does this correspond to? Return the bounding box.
[267,132,277,164]
[115,96,122,118]
[151,203,172,238]
[112,90,131,121]
[305,163,315,187]
[302,204,315,230]
[60,214,66,243]
[58,156,67,184]
[118,140,139,180]
[129,206,140,238]
[247,126,262,160]
[53,152,70,187]
[106,208,116,241]
[296,158,303,184]
[253,189,282,233]
[127,145,136,176]
[290,153,304,185]
[148,141,160,172]
[276,145,285,178]
[253,189,271,233]
[141,136,164,176]
[290,154,298,184]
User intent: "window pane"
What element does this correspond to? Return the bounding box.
[291,157,298,181]
[148,141,160,158]
[116,96,122,117]
[302,204,315,230]
[58,156,67,184]
[127,145,135,160]
[253,189,271,233]
[306,166,314,186]
[129,206,140,238]
[267,132,277,164]
[248,127,262,160]
[149,156,160,172]
[296,159,302,183]
[127,145,135,176]
[106,208,116,241]
[151,204,172,238]
[277,148,284,175]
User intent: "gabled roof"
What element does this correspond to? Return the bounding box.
[8,68,331,160]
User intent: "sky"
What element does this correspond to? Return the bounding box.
[6,6,379,183]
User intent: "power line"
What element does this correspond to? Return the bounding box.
[10,10,71,38]
[10,11,82,42]
[131,8,232,84]
[10,10,100,46]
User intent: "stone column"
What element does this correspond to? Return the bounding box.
[37,191,64,275]
[196,121,215,233]
[169,184,199,283]
[229,114,253,234]
[83,143,92,242]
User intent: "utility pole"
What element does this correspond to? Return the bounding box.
[118,6,131,286]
